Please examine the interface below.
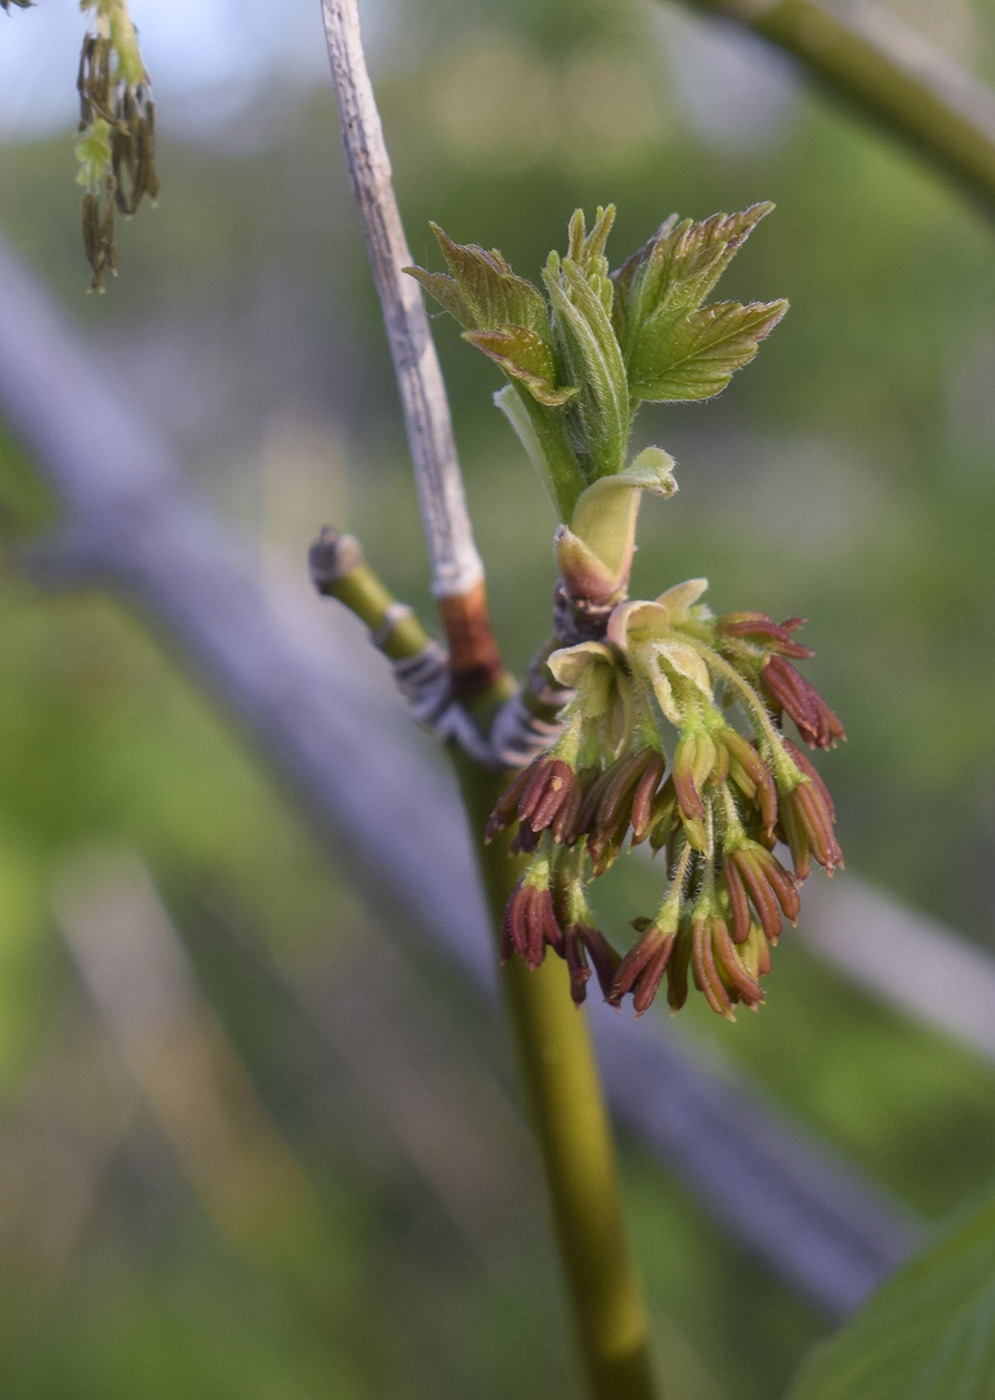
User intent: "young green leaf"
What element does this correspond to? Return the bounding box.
[405,224,548,334]
[628,298,788,403]
[610,214,678,345]
[567,205,616,317]
[786,1191,995,1400]
[462,326,577,407]
[613,203,774,355]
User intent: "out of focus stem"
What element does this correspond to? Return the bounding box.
[456,756,660,1400]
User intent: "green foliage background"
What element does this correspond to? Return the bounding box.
[2,1,995,1396]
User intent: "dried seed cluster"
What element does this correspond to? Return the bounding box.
[487,583,843,1019]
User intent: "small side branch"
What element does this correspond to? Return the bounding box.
[310,528,566,767]
[681,0,995,215]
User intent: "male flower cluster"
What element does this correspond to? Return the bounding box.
[487,582,843,1018]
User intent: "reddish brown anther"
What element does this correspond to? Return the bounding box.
[630,751,666,843]
[725,845,798,945]
[711,919,764,1010]
[719,728,778,832]
[485,763,534,843]
[647,777,679,852]
[723,856,753,944]
[761,654,845,750]
[692,917,734,1019]
[502,880,564,970]
[574,747,665,872]
[672,732,705,822]
[609,923,676,1017]
[562,922,622,1006]
[487,754,582,850]
[717,611,814,659]
[666,922,693,1012]
[778,741,843,879]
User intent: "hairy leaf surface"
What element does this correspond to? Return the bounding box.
[629,299,788,403]
[463,325,576,406]
[405,224,548,334]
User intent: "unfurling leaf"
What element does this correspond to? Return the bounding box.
[415,203,783,525]
[612,203,774,353]
[628,299,788,403]
[405,224,548,334]
[463,325,577,406]
[543,252,629,480]
[567,205,616,316]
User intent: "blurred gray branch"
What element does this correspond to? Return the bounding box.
[678,0,995,215]
[0,235,920,1318]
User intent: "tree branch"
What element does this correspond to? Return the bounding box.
[680,0,995,215]
[320,0,504,695]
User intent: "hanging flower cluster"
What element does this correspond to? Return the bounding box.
[486,583,842,1017]
[75,0,159,290]
[408,202,843,1019]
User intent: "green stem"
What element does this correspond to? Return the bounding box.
[316,536,660,1400]
[455,757,660,1400]
[680,0,995,217]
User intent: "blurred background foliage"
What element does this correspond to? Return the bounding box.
[1,0,995,1396]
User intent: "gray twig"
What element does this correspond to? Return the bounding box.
[320,0,484,600]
